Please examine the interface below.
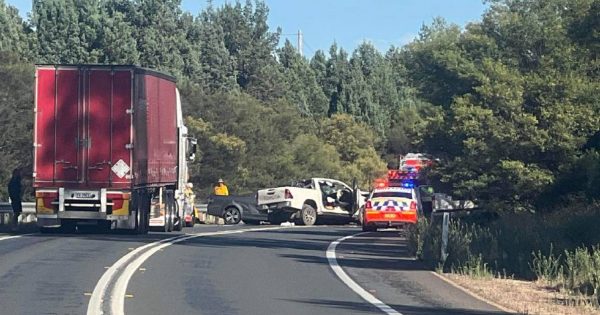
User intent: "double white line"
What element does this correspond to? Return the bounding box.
[86,226,284,315]
[0,233,36,242]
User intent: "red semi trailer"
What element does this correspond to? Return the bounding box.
[33,65,196,234]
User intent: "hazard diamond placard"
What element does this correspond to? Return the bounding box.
[111,159,130,178]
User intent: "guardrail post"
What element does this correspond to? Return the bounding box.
[441,212,449,264]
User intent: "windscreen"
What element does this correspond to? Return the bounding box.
[372,191,412,199]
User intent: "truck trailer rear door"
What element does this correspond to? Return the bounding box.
[86,69,133,186]
[34,66,133,188]
[35,67,80,184]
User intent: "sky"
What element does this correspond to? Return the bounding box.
[7,0,488,57]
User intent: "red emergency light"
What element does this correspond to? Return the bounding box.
[373,177,388,188]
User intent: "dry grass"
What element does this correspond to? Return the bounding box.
[443,273,600,315]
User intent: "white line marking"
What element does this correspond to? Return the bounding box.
[87,226,286,315]
[87,234,183,315]
[326,233,403,315]
[0,233,35,242]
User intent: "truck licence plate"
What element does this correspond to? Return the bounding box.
[384,213,397,219]
[73,192,95,199]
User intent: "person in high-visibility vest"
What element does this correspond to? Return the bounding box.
[213,178,229,196]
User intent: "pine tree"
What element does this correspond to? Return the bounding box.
[324,43,350,115]
[0,0,31,60]
[32,0,103,63]
[215,0,283,100]
[100,1,139,64]
[198,4,237,92]
[278,40,327,116]
[132,0,187,78]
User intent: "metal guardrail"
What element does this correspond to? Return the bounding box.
[432,193,477,213]
[196,203,208,213]
[0,202,35,214]
[429,193,483,264]
[1,202,207,215]
[0,202,36,225]
[1,202,209,225]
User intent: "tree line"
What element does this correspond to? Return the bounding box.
[0,0,598,212]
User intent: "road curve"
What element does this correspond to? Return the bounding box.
[122,226,507,315]
[334,231,508,315]
[0,226,508,315]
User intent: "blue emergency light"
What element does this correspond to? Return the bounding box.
[401,180,415,188]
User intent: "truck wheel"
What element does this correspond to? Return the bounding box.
[165,205,173,232]
[223,207,241,225]
[172,197,183,232]
[300,204,317,226]
[135,191,150,235]
[174,217,183,231]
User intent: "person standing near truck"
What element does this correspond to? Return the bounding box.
[213,178,229,196]
[7,168,23,229]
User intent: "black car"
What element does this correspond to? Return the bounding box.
[207,194,268,225]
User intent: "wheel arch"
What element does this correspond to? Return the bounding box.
[303,199,317,210]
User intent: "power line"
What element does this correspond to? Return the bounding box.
[280,30,304,57]
[303,39,315,56]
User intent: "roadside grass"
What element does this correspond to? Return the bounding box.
[445,274,600,315]
[408,202,600,313]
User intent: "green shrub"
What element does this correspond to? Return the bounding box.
[452,254,493,279]
[530,244,563,284]
[409,204,600,299]
[563,246,600,302]
[407,217,429,258]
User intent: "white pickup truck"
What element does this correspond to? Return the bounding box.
[257,178,366,225]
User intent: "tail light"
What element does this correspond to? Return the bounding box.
[284,189,293,199]
[410,201,417,211]
[365,200,372,210]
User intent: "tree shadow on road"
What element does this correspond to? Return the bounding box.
[281,253,427,271]
[178,234,329,252]
[176,229,427,272]
[255,227,360,238]
[281,298,509,315]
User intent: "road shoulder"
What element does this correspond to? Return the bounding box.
[334,231,508,315]
[442,273,600,315]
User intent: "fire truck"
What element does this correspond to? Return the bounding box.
[33,65,196,234]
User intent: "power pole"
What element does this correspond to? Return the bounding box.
[297,29,303,57]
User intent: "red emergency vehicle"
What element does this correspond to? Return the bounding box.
[361,186,418,232]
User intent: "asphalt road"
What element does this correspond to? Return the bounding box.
[0,225,508,315]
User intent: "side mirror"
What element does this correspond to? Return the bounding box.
[187,137,197,161]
